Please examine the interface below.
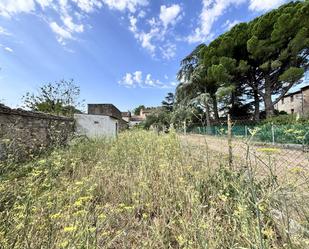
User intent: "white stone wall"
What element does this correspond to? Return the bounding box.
[74,114,118,138]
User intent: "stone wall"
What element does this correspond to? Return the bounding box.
[0,104,74,161]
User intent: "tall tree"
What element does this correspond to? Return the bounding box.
[22,79,83,116]
[162,92,175,112]
[176,1,309,121]
[246,1,309,117]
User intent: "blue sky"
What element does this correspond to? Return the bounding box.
[0,0,290,111]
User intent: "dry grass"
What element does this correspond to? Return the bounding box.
[0,130,309,248]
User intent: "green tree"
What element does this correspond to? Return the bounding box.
[245,1,308,117]
[133,105,145,116]
[176,1,309,120]
[22,79,83,116]
[162,92,175,112]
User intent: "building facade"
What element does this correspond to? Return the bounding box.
[121,108,155,127]
[275,85,309,116]
[74,104,128,138]
[74,113,118,138]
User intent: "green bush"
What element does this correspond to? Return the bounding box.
[262,114,309,125]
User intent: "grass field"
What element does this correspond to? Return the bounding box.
[1,131,309,248]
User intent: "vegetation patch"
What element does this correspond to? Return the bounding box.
[0,131,308,248]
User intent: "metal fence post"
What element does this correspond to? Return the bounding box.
[228,114,233,168]
[271,124,275,145]
[245,125,248,138]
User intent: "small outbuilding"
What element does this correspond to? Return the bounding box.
[74,104,125,138]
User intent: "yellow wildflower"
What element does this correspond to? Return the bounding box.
[63,226,77,232]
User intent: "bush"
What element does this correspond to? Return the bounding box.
[262,114,309,125]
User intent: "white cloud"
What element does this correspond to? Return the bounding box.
[0,0,150,47]
[128,4,182,59]
[137,10,146,18]
[4,46,13,52]
[0,0,36,17]
[72,0,102,13]
[133,71,142,83]
[0,26,11,36]
[119,71,172,88]
[101,0,148,13]
[222,19,240,30]
[62,15,84,33]
[35,0,53,9]
[187,0,246,43]
[249,0,286,12]
[129,15,158,54]
[129,14,137,32]
[159,4,182,28]
[120,73,135,86]
[49,21,73,45]
[0,43,13,52]
[160,42,176,60]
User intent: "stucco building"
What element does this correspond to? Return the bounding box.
[275,85,309,116]
[74,104,128,138]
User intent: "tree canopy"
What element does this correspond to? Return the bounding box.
[22,79,83,116]
[175,1,309,121]
[133,105,146,116]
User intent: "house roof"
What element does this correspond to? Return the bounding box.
[301,84,309,91]
[88,104,122,119]
[283,84,309,98]
[121,111,131,117]
[284,90,301,98]
[130,116,144,122]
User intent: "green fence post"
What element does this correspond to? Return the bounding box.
[271,124,275,145]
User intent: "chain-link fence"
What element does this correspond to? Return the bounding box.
[180,124,309,247]
[186,118,309,146]
[182,116,309,179]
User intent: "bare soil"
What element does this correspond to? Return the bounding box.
[180,134,309,181]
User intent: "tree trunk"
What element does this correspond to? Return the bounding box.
[264,90,275,118]
[211,94,219,122]
[253,89,260,122]
[204,99,211,127]
[205,100,211,127]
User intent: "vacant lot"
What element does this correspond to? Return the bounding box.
[1,131,308,248]
[181,134,309,179]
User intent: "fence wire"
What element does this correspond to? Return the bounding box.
[182,116,309,182]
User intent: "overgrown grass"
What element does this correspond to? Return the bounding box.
[0,131,308,248]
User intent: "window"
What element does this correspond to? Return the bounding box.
[291,109,294,114]
[290,95,294,102]
[281,98,284,104]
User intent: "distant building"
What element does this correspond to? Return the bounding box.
[74,104,128,138]
[121,107,156,127]
[139,108,155,119]
[129,116,145,126]
[275,85,309,116]
[121,111,131,122]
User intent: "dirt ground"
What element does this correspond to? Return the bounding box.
[180,134,309,180]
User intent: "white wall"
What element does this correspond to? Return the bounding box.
[74,114,118,138]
